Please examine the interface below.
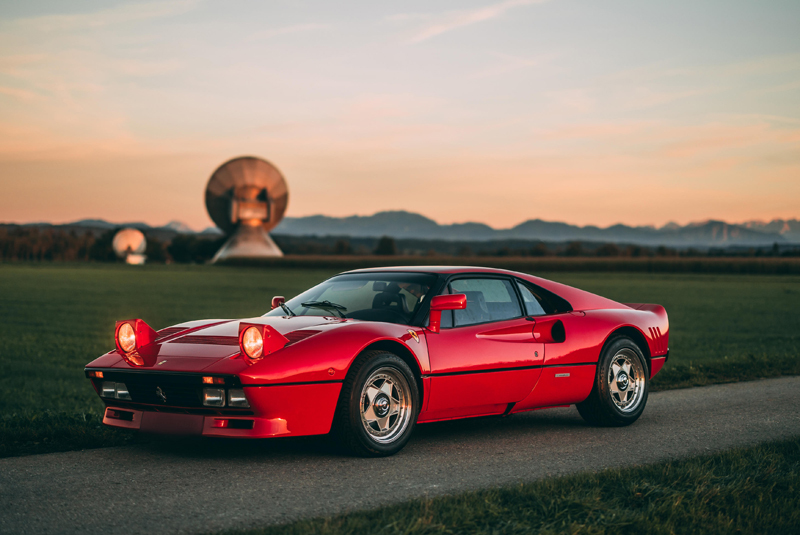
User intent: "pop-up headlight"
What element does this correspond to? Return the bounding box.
[238,322,290,362]
[114,319,158,366]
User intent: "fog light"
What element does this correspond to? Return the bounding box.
[227,388,250,408]
[115,383,131,400]
[101,381,132,400]
[203,388,225,407]
[101,381,116,398]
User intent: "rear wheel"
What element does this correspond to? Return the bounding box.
[577,336,649,426]
[334,351,419,456]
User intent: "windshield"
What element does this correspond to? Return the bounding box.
[264,272,438,325]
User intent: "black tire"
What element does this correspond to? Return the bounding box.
[577,336,649,427]
[333,350,419,457]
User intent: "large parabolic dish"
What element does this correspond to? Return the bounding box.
[112,228,147,265]
[205,156,289,262]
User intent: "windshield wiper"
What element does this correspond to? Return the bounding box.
[280,302,296,317]
[301,300,347,318]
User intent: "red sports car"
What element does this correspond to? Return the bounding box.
[85,266,669,456]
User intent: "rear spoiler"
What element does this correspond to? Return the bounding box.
[623,303,667,317]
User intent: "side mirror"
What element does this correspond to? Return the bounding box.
[532,318,566,343]
[428,294,467,333]
[271,296,285,310]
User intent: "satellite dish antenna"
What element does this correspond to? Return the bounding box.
[205,156,289,262]
[112,228,147,265]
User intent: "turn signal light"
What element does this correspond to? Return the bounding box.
[88,371,104,379]
[202,376,225,385]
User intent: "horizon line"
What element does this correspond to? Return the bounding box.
[2,210,798,234]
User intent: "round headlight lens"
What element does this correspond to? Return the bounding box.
[242,326,264,359]
[118,323,136,353]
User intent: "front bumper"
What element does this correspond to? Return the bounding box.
[93,378,343,438]
[103,406,289,437]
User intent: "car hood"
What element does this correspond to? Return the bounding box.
[103,315,348,372]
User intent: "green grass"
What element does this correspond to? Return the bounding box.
[225,255,800,275]
[0,264,798,457]
[0,263,337,456]
[226,437,800,535]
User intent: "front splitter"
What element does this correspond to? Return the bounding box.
[102,406,290,438]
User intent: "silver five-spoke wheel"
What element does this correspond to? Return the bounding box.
[607,348,645,413]
[360,367,412,444]
[336,351,419,456]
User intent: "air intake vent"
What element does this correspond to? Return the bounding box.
[171,335,239,346]
[649,327,667,355]
[285,330,321,345]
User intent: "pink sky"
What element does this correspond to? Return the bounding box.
[1,1,798,230]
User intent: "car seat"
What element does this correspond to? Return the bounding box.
[372,292,409,314]
[455,291,491,325]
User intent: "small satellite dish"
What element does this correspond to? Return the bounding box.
[112,228,147,265]
[205,156,289,262]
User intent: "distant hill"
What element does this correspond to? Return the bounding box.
[4,213,797,248]
[740,219,800,242]
[274,211,796,247]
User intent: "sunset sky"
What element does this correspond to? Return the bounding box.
[1,0,798,231]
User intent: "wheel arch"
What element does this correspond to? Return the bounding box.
[603,325,652,374]
[358,340,425,405]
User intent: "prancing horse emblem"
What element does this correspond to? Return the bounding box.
[155,386,167,403]
[407,330,420,343]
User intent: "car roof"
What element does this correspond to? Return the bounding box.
[341,265,520,276]
[340,265,629,311]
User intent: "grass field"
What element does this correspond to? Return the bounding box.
[1,263,798,456]
[225,255,800,274]
[229,437,800,535]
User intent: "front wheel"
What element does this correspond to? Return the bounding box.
[577,336,649,426]
[334,351,419,456]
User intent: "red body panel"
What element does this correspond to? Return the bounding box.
[86,266,669,439]
[513,364,597,412]
[424,317,544,416]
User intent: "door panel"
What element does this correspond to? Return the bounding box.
[425,317,544,416]
[512,364,596,412]
[513,311,607,411]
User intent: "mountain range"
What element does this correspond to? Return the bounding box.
[274,211,800,247]
[8,212,799,248]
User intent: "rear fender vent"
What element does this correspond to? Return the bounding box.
[171,335,239,346]
[284,330,321,345]
[649,327,666,355]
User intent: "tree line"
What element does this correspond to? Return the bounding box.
[1,226,797,263]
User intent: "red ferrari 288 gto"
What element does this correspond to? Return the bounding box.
[85,266,669,456]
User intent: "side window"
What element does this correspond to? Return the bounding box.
[516,281,546,316]
[449,278,522,327]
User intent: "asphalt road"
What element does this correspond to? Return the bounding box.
[2,376,799,534]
